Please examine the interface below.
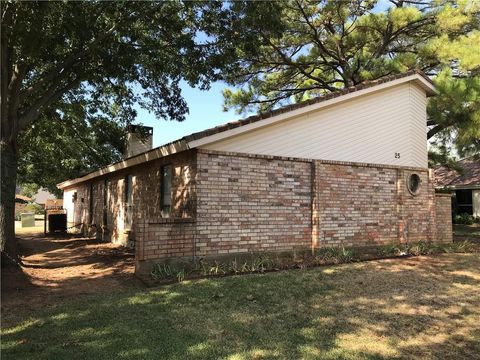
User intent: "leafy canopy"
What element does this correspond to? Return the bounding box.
[2,1,235,192]
[220,0,480,157]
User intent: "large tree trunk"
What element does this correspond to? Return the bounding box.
[0,138,18,262]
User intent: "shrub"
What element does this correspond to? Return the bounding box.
[151,262,193,282]
[453,213,475,225]
[15,202,44,220]
[381,244,409,256]
[315,247,355,263]
[25,203,45,215]
[150,241,477,283]
[408,241,434,256]
[151,263,175,279]
[447,241,476,253]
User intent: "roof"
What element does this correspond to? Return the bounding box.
[433,159,480,189]
[57,69,436,190]
[15,194,32,203]
[184,69,434,144]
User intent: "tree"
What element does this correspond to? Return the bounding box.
[0,1,234,259]
[17,101,126,198]
[221,0,480,155]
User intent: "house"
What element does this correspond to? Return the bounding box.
[32,188,57,206]
[57,70,453,276]
[14,194,32,219]
[434,159,480,218]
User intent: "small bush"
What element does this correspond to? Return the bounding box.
[381,244,409,256]
[315,247,355,264]
[408,241,433,256]
[453,213,475,225]
[151,262,193,282]
[25,203,45,215]
[151,263,174,279]
[176,268,186,282]
[150,241,477,283]
[15,203,44,220]
[447,241,476,253]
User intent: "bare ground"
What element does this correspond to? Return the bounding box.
[1,230,141,325]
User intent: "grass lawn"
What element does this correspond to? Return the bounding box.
[2,253,480,360]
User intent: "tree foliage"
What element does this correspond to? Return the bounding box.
[221,0,480,156]
[0,1,235,256]
[17,105,126,197]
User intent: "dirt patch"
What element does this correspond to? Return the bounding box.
[1,231,142,325]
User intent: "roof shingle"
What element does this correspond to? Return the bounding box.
[182,69,433,142]
[433,159,480,188]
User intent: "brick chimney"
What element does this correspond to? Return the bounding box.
[124,125,153,158]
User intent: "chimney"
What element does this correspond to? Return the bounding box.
[124,125,153,158]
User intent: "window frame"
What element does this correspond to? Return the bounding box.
[125,175,133,229]
[103,179,108,227]
[160,164,173,217]
[89,183,95,224]
[406,173,421,196]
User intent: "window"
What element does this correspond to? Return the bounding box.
[125,175,133,229]
[407,173,421,196]
[455,189,473,215]
[89,183,95,224]
[103,179,108,226]
[161,165,172,217]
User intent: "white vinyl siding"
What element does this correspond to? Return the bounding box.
[409,83,428,168]
[473,190,480,218]
[63,188,76,223]
[202,83,428,168]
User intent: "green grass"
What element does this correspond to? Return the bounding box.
[2,253,480,360]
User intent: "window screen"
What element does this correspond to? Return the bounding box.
[456,189,473,215]
[125,175,133,229]
[89,183,95,224]
[103,179,108,226]
[161,165,172,216]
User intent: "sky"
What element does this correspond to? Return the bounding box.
[137,0,392,148]
[138,81,249,148]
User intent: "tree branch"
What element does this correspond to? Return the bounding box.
[18,77,81,133]
[20,22,118,100]
[427,124,446,139]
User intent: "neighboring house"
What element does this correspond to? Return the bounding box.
[33,188,57,206]
[15,194,32,203]
[14,194,32,218]
[14,188,57,218]
[434,159,480,218]
[57,70,453,276]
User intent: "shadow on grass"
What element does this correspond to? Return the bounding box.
[2,254,480,360]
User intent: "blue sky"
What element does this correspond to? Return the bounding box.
[138,81,248,147]
[138,0,391,148]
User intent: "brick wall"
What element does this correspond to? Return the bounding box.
[135,218,195,261]
[399,169,437,243]
[63,148,453,275]
[195,150,312,256]
[312,162,435,247]
[313,162,399,247]
[435,194,453,243]
[65,150,196,246]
